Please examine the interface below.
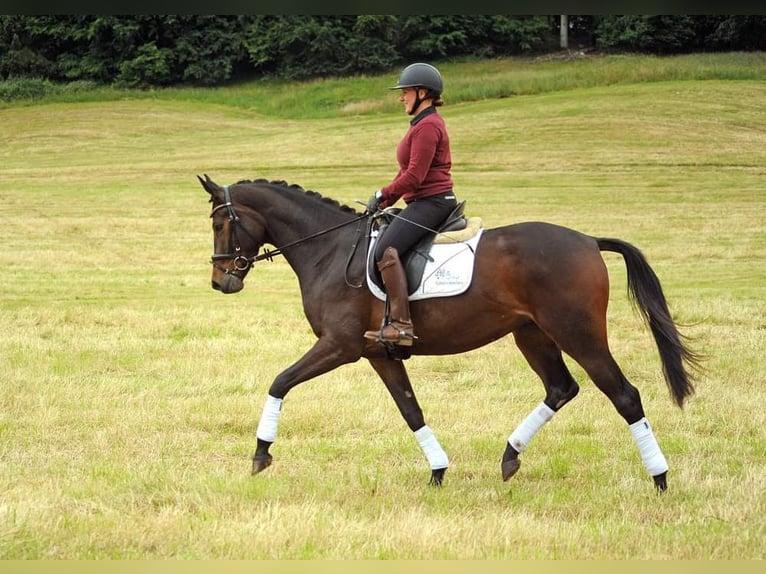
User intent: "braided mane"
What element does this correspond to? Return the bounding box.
[236,178,359,214]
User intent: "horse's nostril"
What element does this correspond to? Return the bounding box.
[212,280,222,291]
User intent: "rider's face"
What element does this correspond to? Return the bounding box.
[400,87,426,115]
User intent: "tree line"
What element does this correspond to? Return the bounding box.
[1,15,764,87]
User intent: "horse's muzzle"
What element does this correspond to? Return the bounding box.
[212,273,244,294]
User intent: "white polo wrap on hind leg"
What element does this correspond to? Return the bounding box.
[256,395,283,443]
[508,401,556,452]
[414,425,449,470]
[629,417,669,476]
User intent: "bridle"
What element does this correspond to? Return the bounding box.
[209,185,369,284]
[209,185,258,278]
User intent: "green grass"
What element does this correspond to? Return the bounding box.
[0,53,764,558]
[3,51,766,119]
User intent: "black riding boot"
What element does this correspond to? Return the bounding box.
[364,247,416,346]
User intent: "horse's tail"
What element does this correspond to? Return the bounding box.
[597,237,702,408]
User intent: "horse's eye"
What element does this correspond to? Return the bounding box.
[213,222,224,233]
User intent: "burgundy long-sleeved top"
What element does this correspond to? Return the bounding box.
[379,106,453,208]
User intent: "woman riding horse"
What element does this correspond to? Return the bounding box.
[364,63,459,347]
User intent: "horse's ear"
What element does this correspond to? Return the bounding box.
[198,174,223,201]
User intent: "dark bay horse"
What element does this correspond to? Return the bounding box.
[199,175,701,491]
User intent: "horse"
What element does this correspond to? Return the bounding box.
[199,174,701,492]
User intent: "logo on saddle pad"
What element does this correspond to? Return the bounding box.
[367,217,484,302]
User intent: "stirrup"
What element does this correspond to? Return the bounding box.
[364,321,417,347]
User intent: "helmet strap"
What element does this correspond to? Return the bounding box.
[409,88,426,116]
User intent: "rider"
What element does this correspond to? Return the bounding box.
[364,62,457,347]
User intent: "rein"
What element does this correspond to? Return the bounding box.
[254,214,368,263]
[210,185,368,282]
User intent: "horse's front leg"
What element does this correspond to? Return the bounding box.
[252,335,360,475]
[369,358,449,486]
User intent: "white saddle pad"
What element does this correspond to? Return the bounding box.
[367,226,483,302]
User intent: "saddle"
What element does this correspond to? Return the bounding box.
[367,201,484,300]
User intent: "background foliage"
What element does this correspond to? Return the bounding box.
[1,15,765,87]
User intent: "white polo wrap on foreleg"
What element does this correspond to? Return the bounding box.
[629,417,669,476]
[414,425,449,470]
[508,401,556,452]
[256,395,283,443]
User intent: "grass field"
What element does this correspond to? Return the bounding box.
[0,53,764,559]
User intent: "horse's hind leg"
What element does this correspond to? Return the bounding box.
[551,307,670,491]
[503,323,581,481]
[573,347,669,491]
[529,244,670,491]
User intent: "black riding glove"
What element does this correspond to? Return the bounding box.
[366,190,383,214]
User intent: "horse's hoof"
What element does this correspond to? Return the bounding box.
[429,467,447,486]
[653,471,668,493]
[501,458,521,482]
[252,454,273,475]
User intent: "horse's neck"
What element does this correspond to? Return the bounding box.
[252,187,356,275]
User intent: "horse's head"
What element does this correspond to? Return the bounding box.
[199,174,265,294]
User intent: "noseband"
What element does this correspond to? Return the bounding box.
[210,185,369,282]
[210,185,254,278]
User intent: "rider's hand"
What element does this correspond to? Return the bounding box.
[366,190,383,214]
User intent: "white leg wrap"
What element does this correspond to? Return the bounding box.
[508,401,556,453]
[414,425,449,470]
[255,395,283,443]
[629,417,669,476]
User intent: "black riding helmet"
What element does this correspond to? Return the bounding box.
[389,63,443,98]
[390,63,444,115]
